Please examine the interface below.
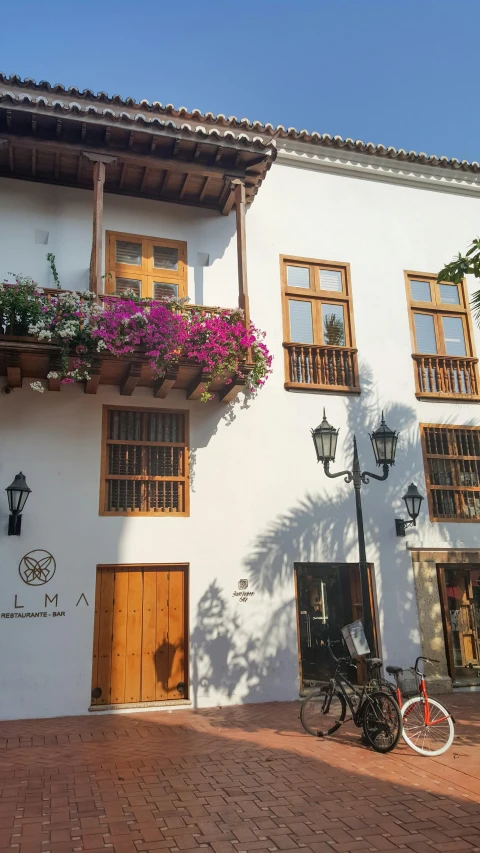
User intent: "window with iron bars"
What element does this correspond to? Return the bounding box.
[100,407,189,516]
[421,424,480,521]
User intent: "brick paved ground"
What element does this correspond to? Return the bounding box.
[0,693,479,853]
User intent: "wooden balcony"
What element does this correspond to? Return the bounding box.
[0,295,252,403]
[413,354,480,401]
[284,343,360,393]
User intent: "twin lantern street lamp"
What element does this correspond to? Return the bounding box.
[311,411,424,653]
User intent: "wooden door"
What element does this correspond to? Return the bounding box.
[91,565,187,706]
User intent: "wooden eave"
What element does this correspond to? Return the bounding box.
[0,100,276,212]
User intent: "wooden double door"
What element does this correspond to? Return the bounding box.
[91,565,187,706]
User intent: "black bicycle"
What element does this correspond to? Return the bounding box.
[300,639,402,753]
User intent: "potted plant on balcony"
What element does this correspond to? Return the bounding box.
[0,276,44,336]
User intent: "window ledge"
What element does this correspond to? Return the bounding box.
[285,382,361,395]
[415,392,480,403]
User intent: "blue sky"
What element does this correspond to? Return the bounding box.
[1,0,479,161]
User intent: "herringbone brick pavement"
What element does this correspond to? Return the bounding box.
[0,693,479,853]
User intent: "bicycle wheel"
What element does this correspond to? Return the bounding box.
[362,691,402,753]
[300,686,346,737]
[402,697,454,756]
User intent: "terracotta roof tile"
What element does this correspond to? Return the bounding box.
[1,72,479,173]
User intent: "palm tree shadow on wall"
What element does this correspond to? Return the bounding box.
[191,580,297,706]
[191,366,449,704]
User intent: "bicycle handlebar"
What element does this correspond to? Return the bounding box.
[414,656,439,672]
[326,638,357,669]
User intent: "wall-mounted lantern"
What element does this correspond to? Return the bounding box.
[6,472,31,536]
[395,483,424,536]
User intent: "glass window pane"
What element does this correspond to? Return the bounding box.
[320,270,342,292]
[410,280,431,302]
[442,316,466,356]
[289,300,313,342]
[287,266,310,288]
[153,282,178,300]
[116,278,141,297]
[153,246,178,270]
[116,240,142,266]
[322,304,346,346]
[439,284,460,305]
[414,314,437,353]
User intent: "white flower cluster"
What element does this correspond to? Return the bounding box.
[28,322,53,341]
[46,371,59,380]
[30,381,45,393]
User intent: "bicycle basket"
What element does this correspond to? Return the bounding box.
[397,668,417,697]
[341,620,370,659]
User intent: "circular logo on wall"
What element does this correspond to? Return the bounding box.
[19,550,56,586]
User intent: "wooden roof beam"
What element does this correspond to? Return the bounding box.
[187,370,212,401]
[119,162,128,190]
[221,176,237,216]
[158,169,169,196]
[219,371,248,403]
[140,167,149,193]
[179,174,190,198]
[6,353,21,389]
[198,176,210,202]
[48,354,62,391]
[85,360,101,394]
[0,134,247,181]
[153,369,178,399]
[120,362,141,396]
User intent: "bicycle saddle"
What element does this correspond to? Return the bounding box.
[386,665,403,675]
[365,657,383,667]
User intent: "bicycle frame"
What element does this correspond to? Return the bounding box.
[392,656,454,727]
[326,645,376,727]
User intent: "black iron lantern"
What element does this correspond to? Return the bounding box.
[6,472,31,535]
[395,482,424,536]
[370,413,399,467]
[403,483,424,523]
[311,410,339,463]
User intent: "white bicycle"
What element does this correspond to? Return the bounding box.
[385,656,455,757]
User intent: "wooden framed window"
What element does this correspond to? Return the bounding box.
[105,231,187,300]
[280,255,359,392]
[100,406,189,516]
[421,424,480,522]
[405,271,479,400]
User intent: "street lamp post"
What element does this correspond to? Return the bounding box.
[311,411,399,655]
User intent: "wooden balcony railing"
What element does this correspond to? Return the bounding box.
[284,343,360,393]
[413,354,480,400]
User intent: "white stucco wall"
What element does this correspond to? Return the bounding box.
[1,163,480,720]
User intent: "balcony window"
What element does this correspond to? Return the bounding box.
[281,255,359,393]
[106,231,187,300]
[406,271,479,400]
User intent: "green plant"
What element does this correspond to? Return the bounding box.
[0,275,44,335]
[438,237,480,323]
[323,312,345,346]
[47,252,61,289]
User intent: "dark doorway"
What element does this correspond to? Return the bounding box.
[295,562,376,691]
[438,564,480,687]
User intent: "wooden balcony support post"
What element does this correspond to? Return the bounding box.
[232,178,251,331]
[83,153,116,295]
